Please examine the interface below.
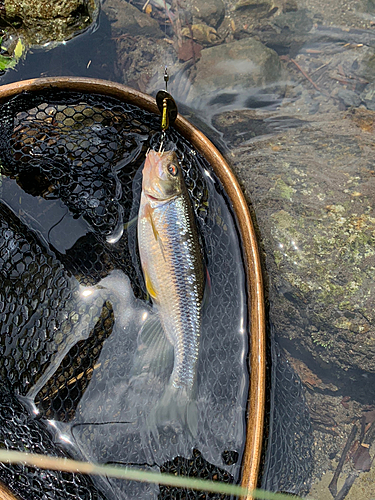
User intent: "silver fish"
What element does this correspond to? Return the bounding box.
[137,149,205,434]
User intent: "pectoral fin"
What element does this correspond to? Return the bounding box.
[150,213,159,242]
[145,205,166,261]
[124,216,138,230]
[144,269,157,300]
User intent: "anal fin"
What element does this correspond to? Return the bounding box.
[131,314,173,381]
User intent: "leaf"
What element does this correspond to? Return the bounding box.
[14,39,24,60]
[177,40,202,62]
[0,54,16,71]
[353,444,372,472]
[364,409,375,424]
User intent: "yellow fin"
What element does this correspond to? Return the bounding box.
[150,214,159,241]
[145,204,159,241]
[144,270,157,299]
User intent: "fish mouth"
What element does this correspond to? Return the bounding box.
[144,191,176,202]
[145,192,161,202]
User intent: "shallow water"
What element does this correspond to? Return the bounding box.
[1,0,375,497]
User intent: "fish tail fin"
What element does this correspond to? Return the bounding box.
[149,385,198,438]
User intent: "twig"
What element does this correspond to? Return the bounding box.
[329,424,358,498]
[304,49,323,54]
[171,0,182,48]
[290,58,322,93]
[185,14,197,66]
[363,418,375,445]
[163,0,174,29]
[335,473,358,500]
[142,0,150,10]
[359,415,366,444]
[310,60,331,77]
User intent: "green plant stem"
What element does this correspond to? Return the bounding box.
[0,449,304,500]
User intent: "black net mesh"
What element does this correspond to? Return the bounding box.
[260,337,313,496]
[0,89,248,499]
[0,384,106,500]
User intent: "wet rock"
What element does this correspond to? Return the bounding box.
[186,37,282,104]
[273,8,314,33]
[360,82,375,110]
[252,8,314,55]
[357,0,375,15]
[325,44,375,87]
[284,0,298,11]
[114,33,174,91]
[234,0,276,15]
[311,26,375,48]
[2,0,98,45]
[177,39,202,61]
[360,50,375,84]
[335,88,361,108]
[103,0,163,38]
[228,109,375,388]
[181,23,220,45]
[212,109,305,146]
[286,355,338,392]
[189,0,225,29]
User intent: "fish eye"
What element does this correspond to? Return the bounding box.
[167,164,178,176]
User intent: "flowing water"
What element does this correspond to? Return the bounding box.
[1,0,375,498]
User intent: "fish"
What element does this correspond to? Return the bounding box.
[137,149,205,435]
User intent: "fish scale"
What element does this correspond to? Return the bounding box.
[137,150,204,430]
[144,196,202,382]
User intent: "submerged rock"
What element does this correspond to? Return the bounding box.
[360,82,375,110]
[252,8,314,55]
[2,0,98,45]
[234,0,277,15]
[181,23,220,45]
[189,0,225,29]
[185,37,282,104]
[335,88,362,108]
[103,0,164,38]
[227,108,375,393]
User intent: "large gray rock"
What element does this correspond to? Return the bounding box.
[186,38,282,104]
[103,0,164,38]
[250,8,314,54]
[189,0,225,28]
[2,0,98,45]
[225,108,375,383]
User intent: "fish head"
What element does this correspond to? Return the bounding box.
[142,150,184,201]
